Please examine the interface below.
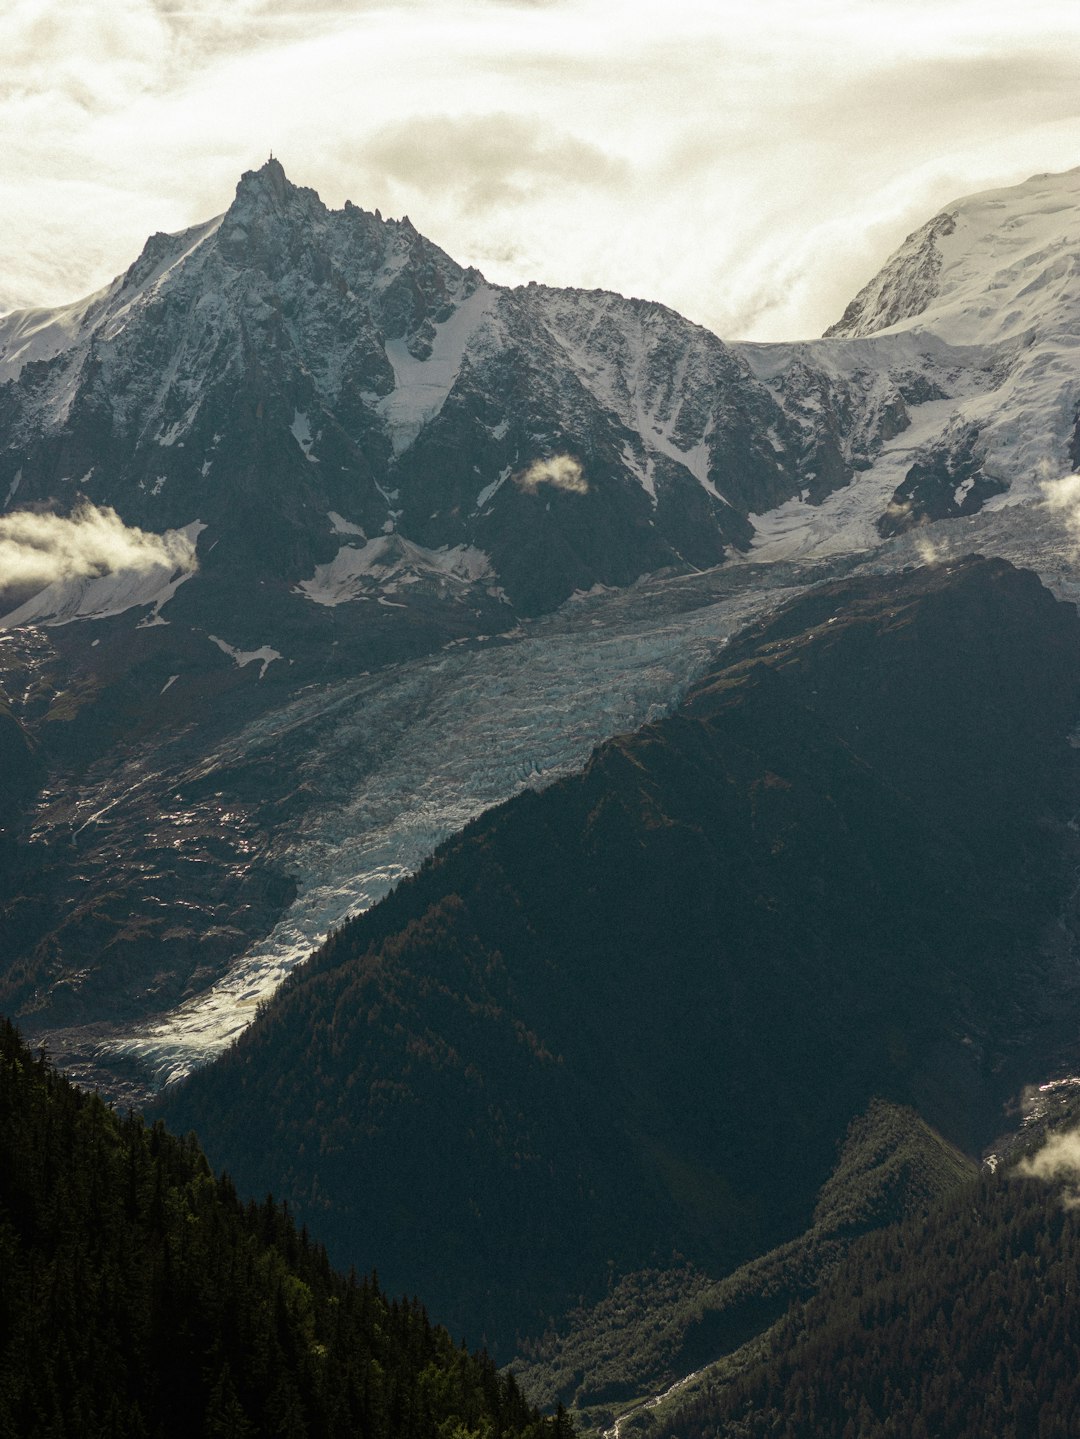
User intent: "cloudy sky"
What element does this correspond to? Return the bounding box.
[4,0,1080,340]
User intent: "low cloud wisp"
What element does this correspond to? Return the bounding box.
[0,502,198,591]
[1016,1126,1080,1209]
[514,454,588,495]
[1041,472,1080,532]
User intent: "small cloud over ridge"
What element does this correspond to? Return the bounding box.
[1041,471,1080,516]
[0,501,198,590]
[513,454,588,494]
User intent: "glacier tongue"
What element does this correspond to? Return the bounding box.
[109,562,821,1090]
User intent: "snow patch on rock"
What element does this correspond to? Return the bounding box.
[378,284,499,453]
[298,535,495,606]
[207,634,282,679]
[290,409,318,461]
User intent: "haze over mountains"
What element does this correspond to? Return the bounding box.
[5,158,1080,1415]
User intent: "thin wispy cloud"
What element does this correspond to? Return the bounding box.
[362,114,629,214]
[4,0,1080,339]
[0,503,198,591]
[1039,474,1080,562]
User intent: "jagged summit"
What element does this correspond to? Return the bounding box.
[221,157,453,283]
[241,154,293,201]
[226,155,350,229]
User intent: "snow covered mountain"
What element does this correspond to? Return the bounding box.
[4,161,1080,1098]
[0,159,952,627]
[755,165,1080,553]
[826,167,1080,345]
[0,161,794,622]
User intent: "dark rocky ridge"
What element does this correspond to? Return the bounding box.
[160,556,1080,1351]
[876,424,1007,537]
[511,1099,977,1425]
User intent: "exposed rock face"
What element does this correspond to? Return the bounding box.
[877,424,1008,536]
[825,211,958,339]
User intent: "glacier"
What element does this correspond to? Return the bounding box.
[98,475,1080,1093]
[105,557,824,1089]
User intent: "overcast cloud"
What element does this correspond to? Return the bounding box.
[3,0,1080,340]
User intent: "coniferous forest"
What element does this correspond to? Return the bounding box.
[0,1018,568,1439]
[648,1174,1080,1439]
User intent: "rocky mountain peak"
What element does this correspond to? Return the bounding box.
[218,156,331,279]
[824,210,957,339]
[245,154,290,200]
[230,155,313,214]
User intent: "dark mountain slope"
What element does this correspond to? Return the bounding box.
[650,1170,1080,1439]
[0,1016,563,1439]
[512,1099,977,1423]
[160,556,1080,1350]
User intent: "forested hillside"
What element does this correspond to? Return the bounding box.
[512,1099,977,1424]
[0,1018,565,1439]
[650,1172,1080,1439]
